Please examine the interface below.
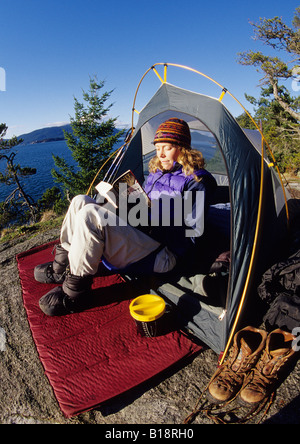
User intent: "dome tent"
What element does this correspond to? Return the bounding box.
[102,64,290,361]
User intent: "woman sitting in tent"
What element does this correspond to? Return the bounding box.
[35,118,217,316]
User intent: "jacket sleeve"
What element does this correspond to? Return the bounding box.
[183,174,217,239]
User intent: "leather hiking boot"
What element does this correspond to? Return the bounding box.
[208,327,267,403]
[39,273,93,316]
[239,329,297,405]
[34,244,69,284]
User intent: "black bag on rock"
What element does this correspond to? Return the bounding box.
[263,293,300,332]
[258,249,300,332]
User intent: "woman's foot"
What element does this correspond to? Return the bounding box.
[38,273,93,316]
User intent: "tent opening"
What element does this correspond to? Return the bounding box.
[140,111,228,184]
[137,112,232,353]
[102,79,289,355]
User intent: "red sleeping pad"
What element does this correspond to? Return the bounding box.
[16,241,202,418]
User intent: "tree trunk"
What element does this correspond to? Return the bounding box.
[9,160,37,223]
[272,79,300,121]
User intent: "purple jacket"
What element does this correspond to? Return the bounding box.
[144,163,217,257]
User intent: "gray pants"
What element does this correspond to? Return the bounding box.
[60,195,176,277]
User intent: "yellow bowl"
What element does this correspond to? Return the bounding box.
[129,294,166,322]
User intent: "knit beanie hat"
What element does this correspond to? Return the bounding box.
[153,118,191,148]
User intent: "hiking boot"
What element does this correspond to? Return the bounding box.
[239,329,297,405]
[39,273,93,316]
[62,272,93,299]
[34,244,69,284]
[208,327,267,403]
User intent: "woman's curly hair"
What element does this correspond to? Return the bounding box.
[149,145,205,181]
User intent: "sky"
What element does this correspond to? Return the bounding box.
[0,0,298,138]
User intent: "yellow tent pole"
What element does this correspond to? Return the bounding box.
[86,145,124,196]
[223,90,290,227]
[131,62,289,224]
[131,66,154,130]
[218,88,227,102]
[164,64,168,83]
[85,62,290,364]
[152,66,164,84]
[219,132,266,365]
[130,63,223,132]
[84,63,290,357]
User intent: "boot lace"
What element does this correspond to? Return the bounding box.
[214,366,244,392]
[46,263,65,283]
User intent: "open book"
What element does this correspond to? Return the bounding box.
[95,170,150,209]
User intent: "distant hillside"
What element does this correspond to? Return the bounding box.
[16,124,127,146]
[17,124,73,145]
[15,124,215,147]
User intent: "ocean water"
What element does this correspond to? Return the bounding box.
[0,136,226,204]
[0,140,76,202]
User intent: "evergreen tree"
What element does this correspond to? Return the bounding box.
[52,77,124,199]
[237,7,300,175]
[238,7,300,122]
[236,86,299,173]
[0,123,37,227]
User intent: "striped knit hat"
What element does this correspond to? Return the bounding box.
[153,118,191,148]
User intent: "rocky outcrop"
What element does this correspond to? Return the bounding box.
[0,227,300,424]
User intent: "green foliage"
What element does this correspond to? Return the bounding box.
[0,124,38,227]
[52,76,125,198]
[237,8,300,174]
[237,7,300,123]
[0,201,18,230]
[236,85,299,173]
[37,186,68,215]
[235,112,257,130]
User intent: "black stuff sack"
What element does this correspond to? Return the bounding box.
[263,293,300,332]
[258,249,300,305]
[258,248,300,332]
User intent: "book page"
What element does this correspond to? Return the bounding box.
[95,171,150,209]
[112,170,150,206]
[95,181,118,208]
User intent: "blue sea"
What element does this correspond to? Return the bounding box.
[0,136,224,204]
[0,140,76,202]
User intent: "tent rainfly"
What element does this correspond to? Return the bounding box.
[102,68,290,361]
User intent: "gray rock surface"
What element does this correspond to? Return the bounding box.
[0,226,300,425]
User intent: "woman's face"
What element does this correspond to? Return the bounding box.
[155,143,180,170]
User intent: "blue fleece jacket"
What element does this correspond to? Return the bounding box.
[143,163,217,257]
